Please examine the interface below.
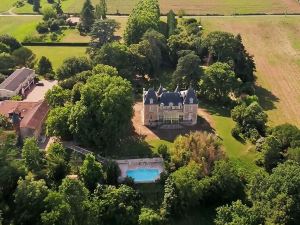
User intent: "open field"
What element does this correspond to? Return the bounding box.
[0,16,41,41]
[200,16,300,127]
[0,0,14,13]
[27,46,87,70]
[11,0,300,15]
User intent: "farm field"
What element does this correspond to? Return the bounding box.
[200,15,300,127]
[11,0,300,15]
[27,46,87,70]
[0,0,14,13]
[0,16,41,41]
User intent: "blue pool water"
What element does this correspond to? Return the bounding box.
[126,168,160,183]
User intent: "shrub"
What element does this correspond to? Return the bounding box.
[23,35,44,43]
[10,95,22,101]
[36,22,49,34]
[231,125,241,139]
[49,20,60,32]
[50,33,58,42]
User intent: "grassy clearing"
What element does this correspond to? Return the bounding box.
[27,46,87,70]
[11,0,300,15]
[0,16,41,41]
[200,16,300,127]
[0,0,14,13]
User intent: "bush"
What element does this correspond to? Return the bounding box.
[248,128,261,144]
[0,35,21,51]
[44,73,55,80]
[50,33,58,41]
[49,20,60,32]
[10,95,22,101]
[36,22,49,34]
[231,125,241,139]
[23,35,44,43]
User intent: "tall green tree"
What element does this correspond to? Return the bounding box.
[199,62,240,103]
[167,10,176,37]
[37,56,53,75]
[46,142,69,183]
[79,154,104,191]
[22,138,46,174]
[124,0,160,44]
[89,19,120,48]
[80,0,95,32]
[56,57,92,80]
[12,46,36,68]
[33,0,40,12]
[68,74,134,152]
[14,175,49,225]
[172,52,203,88]
[45,85,71,108]
[95,0,107,19]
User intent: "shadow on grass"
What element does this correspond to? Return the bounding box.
[255,85,279,111]
[198,100,231,117]
[111,135,154,159]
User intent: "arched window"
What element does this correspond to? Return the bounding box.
[189,98,193,104]
[150,98,153,104]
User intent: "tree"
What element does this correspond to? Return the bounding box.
[53,0,63,15]
[0,42,10,53]
[37,56,53,75]
[259,136,282,172]
[161,177,180,218]
[95,0,107,19]
[41,191,72,225]
[80,0,95,33]
[203,31,237,62]
[0,53,16,72]
[249,161,300,224]
[199,62,240,103]
[215,200,262,225]
[269,123,300,149]
[46,104,72,139]
[46,142,69,183]
[14,175,49,225]
[89,19,120,48]
[170,131,225,174]
[12,46,36,68]
[287,147,300,163]
[79,154,104,191]
[68,74,134,152]
[22,137,45,174]
[138,208,162,225]
[45,85,71,108]
[167,10,176,37]
[33,0,41,12]
[124,0,160,44]
[42,7,57,21]
[59,178,89,225]
[56,57,92,80]
[91,185,141,225]
[231,102,268,138]
[172,52,203,88]
[0,35,21,51]
[92,64,119,76]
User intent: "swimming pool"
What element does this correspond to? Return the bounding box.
[126,168,160,183]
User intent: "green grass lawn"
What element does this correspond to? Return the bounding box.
[0,16,41,41]
[0,0,15,13]
[27,46,87,70]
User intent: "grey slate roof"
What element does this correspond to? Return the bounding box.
[144,88,158,104]
[183,88,198,104]
[160,92,182,106]
[0,68,34,92]
[144,86,198,105]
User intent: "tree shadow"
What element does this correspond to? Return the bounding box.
[146,115,216,142]
[198,100,231,117]
[255,85,279,111]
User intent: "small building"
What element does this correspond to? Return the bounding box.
[0,67,36,99]
[0,100,49,139]
[142,85,198,126]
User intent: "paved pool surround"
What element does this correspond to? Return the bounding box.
[116,158,164,183]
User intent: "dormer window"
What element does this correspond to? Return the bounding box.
[169,102,173,107]
[150,98,153,104]
[189,98,193,104]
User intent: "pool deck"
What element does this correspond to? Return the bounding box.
[116,158,164,183]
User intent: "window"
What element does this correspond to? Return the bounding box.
[169,102,173,107]
[189,98,193,104]
[150,98,153,104]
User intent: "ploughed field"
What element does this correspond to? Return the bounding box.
[8,0,300,15]
[201,15,300,127]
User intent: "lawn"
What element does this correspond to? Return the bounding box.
[27,46,87,70]
[200,15,300,127]
[0,0,15,13]
[11,0,300,15]
[0,16,41,41]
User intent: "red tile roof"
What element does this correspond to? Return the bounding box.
[0,100,49,130]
